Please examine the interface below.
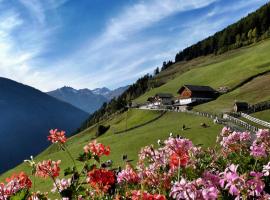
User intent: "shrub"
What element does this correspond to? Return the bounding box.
[96,125,110,137]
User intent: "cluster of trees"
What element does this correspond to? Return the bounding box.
[78,3,270,132]
[175,2,270,62]
[153,60,174,76]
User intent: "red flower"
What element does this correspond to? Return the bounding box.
[84,140,110,157]
[48,129,67,144]
[35,160,61,178]
[5,172,32,189]
[131,190,166,200]
[169,152,189,169]
[87,168,115,193]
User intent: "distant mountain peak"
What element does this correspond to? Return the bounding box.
[92,87,111,96]
[47,85,129,113]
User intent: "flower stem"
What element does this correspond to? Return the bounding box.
[177,158,181,182]
[63,144,77,168]
[253,159,258,171]
[51,175,62,198]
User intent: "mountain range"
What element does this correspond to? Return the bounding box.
[47,86,129,113]
[0,77,89,173]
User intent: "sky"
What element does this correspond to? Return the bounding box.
[0,0,269,92]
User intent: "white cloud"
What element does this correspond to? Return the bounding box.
[0,0,268,92]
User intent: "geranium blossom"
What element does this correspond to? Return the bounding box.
[48,129,67,144]
[219,164,245,198]
[220,131,251,153]
[51,178,71,193]
[35,160,61,178]
[262,162,270,176]
[169,152,189,169]
[170,178,201,199]
[0,172,32,199]
[131,190,166,200]
[250,142,267,158]
[87,168,115,193]
[83,140,110,157]
[117,164,139,184]
[246,171,265,197]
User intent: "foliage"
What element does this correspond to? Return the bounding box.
[2,127,270,199]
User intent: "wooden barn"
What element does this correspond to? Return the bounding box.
[174,85,218,106]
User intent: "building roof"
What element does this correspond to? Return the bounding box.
[178,85,217,94]
[147,97,155,102]
[155,93,173,98]
[234,101,249,107]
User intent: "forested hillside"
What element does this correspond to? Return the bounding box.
[174,2,270,61]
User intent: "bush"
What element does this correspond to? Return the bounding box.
[96,125,110,137]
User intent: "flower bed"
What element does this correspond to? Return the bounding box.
[1,127,270,199]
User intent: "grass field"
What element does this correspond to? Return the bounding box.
[0,109,222,195]
[195,73,270,113]
[136,39,270,104]
[251,110,270,122]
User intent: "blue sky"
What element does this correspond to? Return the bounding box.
[0,0,268,91]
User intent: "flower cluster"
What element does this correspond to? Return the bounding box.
[130,190,166,200]
[86,168,115,193]
[35,160,61,178]
[0,172,31,199]
[117,164,139,184]
[48,129,67,144]
[83,140,110,157]
[51,178,71,193]
[7,128,270,199]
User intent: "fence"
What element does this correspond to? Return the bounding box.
[223,114,258,133]
[240,112,270,128]
[248,100,270,114]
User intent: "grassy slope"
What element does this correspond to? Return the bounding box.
[196,73,270,113]
[136,39,270,104]
[252,110,270,122]
[1,109,222,195]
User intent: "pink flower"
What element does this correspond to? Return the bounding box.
[83,140,110,157]
[220,131,251,153]
[202,186,219,200]
[48,129,67,144]
[250,142,267,158]
[262,162,270,176]
[219,164,244,198]
[51,178,71,193]
[170,178,200,200]
[256,129,270,140]
[203,171,220,187]
[35,160,61,178]
[117,164,139,184]
[247,171,265,197]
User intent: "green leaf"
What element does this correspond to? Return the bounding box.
[10,189,29,200]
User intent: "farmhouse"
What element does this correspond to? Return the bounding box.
[147,93,173,108]
[175,85,218,106]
